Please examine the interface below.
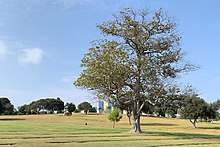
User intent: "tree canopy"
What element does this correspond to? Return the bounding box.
[179,86,208,128]
[29,97,64,114]
[108,107,123,128]
[0,97,14,115]
[77,101,92,114]
[18,104,31,115]
[65,103,76,114]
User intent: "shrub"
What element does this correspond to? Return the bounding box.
[108,107,122,128]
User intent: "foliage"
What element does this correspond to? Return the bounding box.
[78,101,92,114]
[29,97,64,114]
[211,99,220,111]
[65,103,76,114]
[74,7,195,133]
[216,113,220,121]
[205,104,217,120]
[13,108,18,115]
[179,86,208,128]
[89,107,97,113]
[45,97,64,113]
[18,104,29,115]
[204,99,220,121]
[141,102,154,115]
[108,107,123,128]
[115,102,132,124]
[145,86,180,117]
[0,97,14,115]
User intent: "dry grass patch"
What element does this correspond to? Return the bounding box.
[0,114,219,146]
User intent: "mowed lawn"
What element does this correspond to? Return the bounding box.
[0,114,220,147]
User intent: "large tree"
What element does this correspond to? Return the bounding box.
[75,7,194,133]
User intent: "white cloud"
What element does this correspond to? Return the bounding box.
[18,48,44,65]
[0,40,7,60]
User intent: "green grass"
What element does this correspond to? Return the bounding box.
[0,114,219,146]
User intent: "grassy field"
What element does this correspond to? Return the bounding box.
[0,114,220,147]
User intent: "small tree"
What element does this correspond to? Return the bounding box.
[108,107,122,128]
[78,102,92,114]
[66,103,76,114]
[180,86,207,128]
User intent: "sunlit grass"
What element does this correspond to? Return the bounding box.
[0,114,219,146]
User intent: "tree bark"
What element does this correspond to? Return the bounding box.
[190,119,196,128]
[127,112,132,125]
[130,114,142,133]
[128,115,131,125]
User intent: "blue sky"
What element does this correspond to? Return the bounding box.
[0,0,220,107]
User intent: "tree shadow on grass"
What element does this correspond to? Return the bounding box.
[141,123,177,126]
[86,113,100,115]
[0,118,26,121]
[144,131,220,139]
[199,127,220,130]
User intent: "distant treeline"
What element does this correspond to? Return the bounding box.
[0,97,96,115]
[19,97,64,114]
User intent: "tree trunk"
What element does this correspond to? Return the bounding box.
[130,114,142,133]
[190,119,196,128]
[113,121,115,128]
[128,115,131,125]
[192,123,196,128]
[127,112,132,125]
